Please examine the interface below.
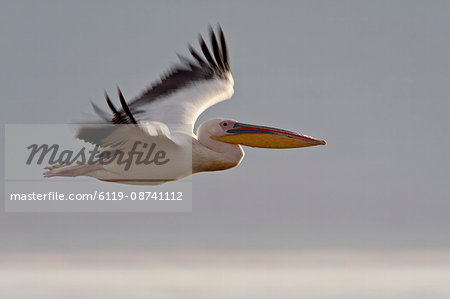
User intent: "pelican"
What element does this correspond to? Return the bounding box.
[44,26,326,184]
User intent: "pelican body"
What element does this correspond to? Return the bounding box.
[44,26,325,184]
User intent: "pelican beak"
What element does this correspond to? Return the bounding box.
[211,122,326,148]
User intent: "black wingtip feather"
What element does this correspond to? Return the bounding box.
[218,25,230,71]
[117,87,137,124]
[104,91,118,114]
[210,27,225,71]
[199,35,217,68]
[177,53,199,71]
[91,101,111,122]
[188,44,208,67]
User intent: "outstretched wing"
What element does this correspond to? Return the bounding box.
[91,25,233,130]
[79,25,233,149]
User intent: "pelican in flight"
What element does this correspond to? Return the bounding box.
[44,26,326,184]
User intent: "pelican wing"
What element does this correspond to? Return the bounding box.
[92,26,234,131]
[79,26,233,149]
[76,122,178,150]
[81,92,182,149]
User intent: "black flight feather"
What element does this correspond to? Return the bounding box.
[91,101,111,122]
[210,27,224,71]
[199,36,218,68]
[117,87,137,124]
[105,91,118,115]
[219,26,230,71]
[188,44,208,67]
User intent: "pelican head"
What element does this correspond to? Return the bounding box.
[201,118,326,149]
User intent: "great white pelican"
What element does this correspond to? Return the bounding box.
[44,26,326,184]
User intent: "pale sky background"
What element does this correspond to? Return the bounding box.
[1,0,449,250]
